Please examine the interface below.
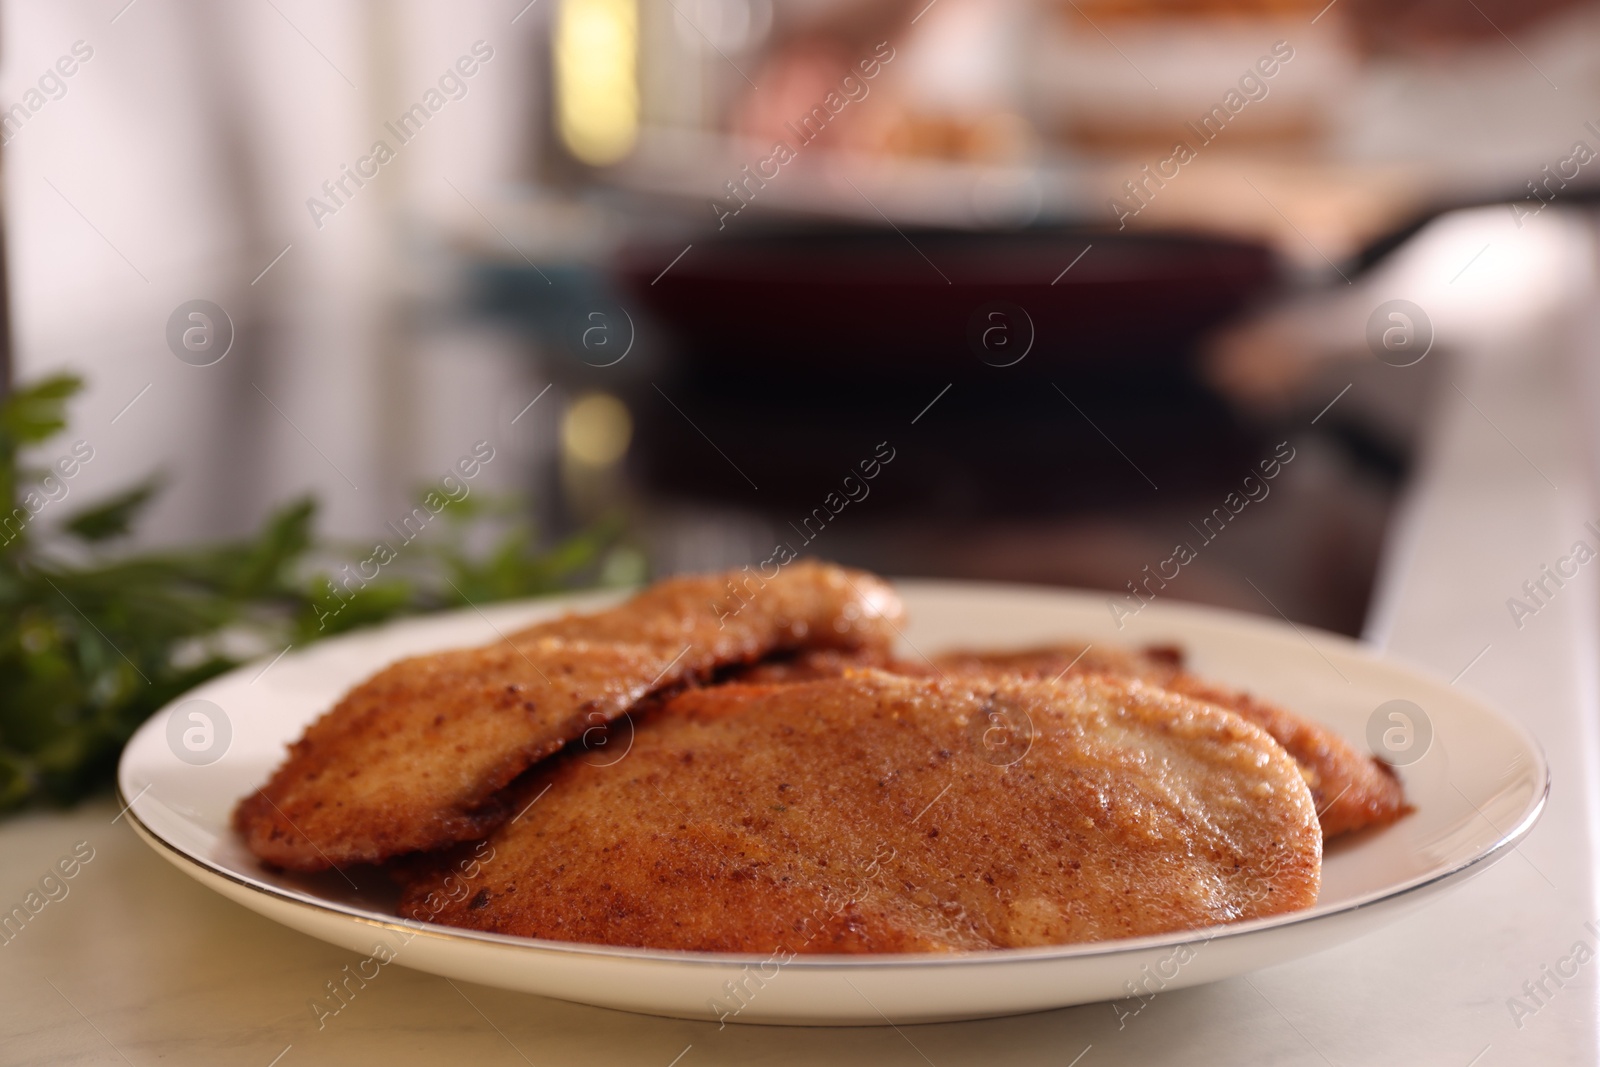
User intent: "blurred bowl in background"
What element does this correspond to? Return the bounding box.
[618,223,1279,378]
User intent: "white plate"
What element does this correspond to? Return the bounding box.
[117,580,1548,1026]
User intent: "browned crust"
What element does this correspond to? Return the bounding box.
[1159,674,1411,838]
[400,673,1321,951]
[233,561,902,871]
[733,641,1411,839]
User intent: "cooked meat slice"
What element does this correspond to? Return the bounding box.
[233,561,902,871]
[401,672,1321,951]
[729,641,1408,839]
[1158,674,1407,838]
[926,643,1410,838]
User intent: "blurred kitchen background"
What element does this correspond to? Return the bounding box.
[11,0,1600,636]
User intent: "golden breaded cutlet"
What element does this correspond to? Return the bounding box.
[928,643,1409,839]
[736,642,1410,839]
[400,673,1321,951]
[233,561,902,871]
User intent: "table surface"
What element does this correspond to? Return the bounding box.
[6,290,1600,1066]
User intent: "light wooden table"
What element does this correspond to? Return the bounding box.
[5,287,1599,1067]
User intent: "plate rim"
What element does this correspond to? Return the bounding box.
[116,577,1553,970]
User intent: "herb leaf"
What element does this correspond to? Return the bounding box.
[0,379,623,813]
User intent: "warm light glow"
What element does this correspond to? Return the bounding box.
[556,0,639,166]
[562,392,633,467]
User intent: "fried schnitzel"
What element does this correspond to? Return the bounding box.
[234,562,902,871]
[401,673,1321,951]
[736,641,1408,838]
[927,643,1408,839]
